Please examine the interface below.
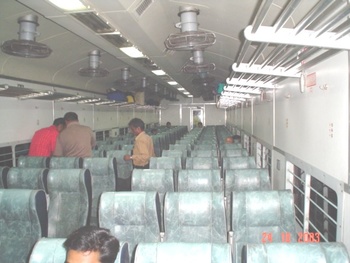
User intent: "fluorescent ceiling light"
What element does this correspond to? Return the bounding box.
[0,84,9,91]
[57,95,83,101]
[221,91,251,98]
[18,91,53,100]
[177,88,185,91]
[187,95,193,97]
[95,100,116,105]
[183,91,190,95]
[167,81,178,85]
[77,98,101,104]
[47,0,89,11]
[152,70,166,76]
[120,47,145,58]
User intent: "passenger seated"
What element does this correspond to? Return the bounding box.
[64,226,120,263]
[232,135,241,143]
[225,135,241,144]
[225,136,234,144]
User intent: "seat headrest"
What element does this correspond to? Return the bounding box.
[47,169,91,192]
[83,157,116,175]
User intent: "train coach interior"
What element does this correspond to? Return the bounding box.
[0,0,350,262]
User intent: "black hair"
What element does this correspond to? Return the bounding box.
[63,226,119,263]
[233,135,241,140]
[64,112,79,122]
[53,118,65,126]
[128,118,145,130]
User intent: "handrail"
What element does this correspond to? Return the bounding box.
[221,0,350,108]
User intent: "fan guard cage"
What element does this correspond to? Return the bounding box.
[182,61,216,73]
[1,39,52,58]
[165,31,216,51]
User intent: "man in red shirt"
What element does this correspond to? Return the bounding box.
[28,118,65,157]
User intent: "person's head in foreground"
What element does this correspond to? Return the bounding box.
[64,226,119,263]
[225,136,233,144]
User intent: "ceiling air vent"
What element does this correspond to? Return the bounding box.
[101,34,132,48]
[1,14,52,58]
[164,6,216,51]
[79,50,109,77]
[71,12,115,33]
[136,0,154,16]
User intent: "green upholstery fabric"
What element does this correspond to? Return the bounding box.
[0,189,47,263]
[49,157,82,169]
[83,157,117,225]
[132,169,175,232]
[134,242,232,263]
[17,156,50,168]
[47,169,92,238]
[178,169,222,192]
[231,190,297,263]
[149,157,182,171]
[105,150,133,191]
[221,149,249,158]
[190,150,218,157]
[0,166,9,188]
[162,149,186,169]
[106,150,133,179]
[185,157,219,169]
[164,192,227,243]
[222,156,256,171]
[7,168,48,192]
[243,242,350,263]
[99,191,161,261]
[224,168,271,194]
[219,143,242,150]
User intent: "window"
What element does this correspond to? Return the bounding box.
[14,143,30,166]
[287,164,305,229]
[256,142,272,180]
[286,161,338,242]
[95,131,104,141]
[309,176,337,242]
[0,146,13,167]
[104,130,110,139]
[243,134,252,155]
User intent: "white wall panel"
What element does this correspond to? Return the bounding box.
[117,108,135,127]
[205,104,226,126]
[253,101,273,145]
[0,94,157,145]
[54,101,94,128]
[0,97,52,143]
[238,106,243,129]
[94,106,118,131]
[160,104,181,126]
[242,106,252,134]
[182,107,191,129]
[275,51,349,182]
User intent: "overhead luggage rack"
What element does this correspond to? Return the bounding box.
[220,0,350,108]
